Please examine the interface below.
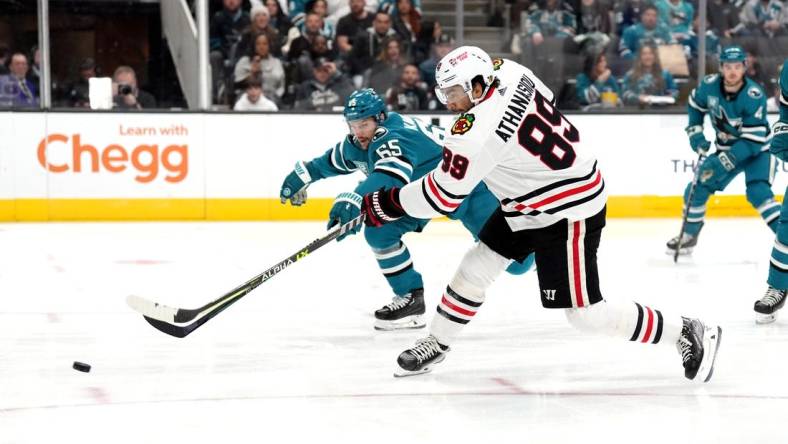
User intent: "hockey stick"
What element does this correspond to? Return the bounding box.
[674,153,706,263]
[126,214,365,338]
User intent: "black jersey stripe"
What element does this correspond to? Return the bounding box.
[653,310,664,344]
[630,302,644,341]
[446,286,483,307]
[544,180,605,214]
[421,179,453,216]
[373,168,409,185]
[770,260,788,274]
[382,263,414,277]
[433,175,468,200]
[501,161,598,205]
[437,306,471,324]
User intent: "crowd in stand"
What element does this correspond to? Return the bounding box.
[210,0,450,111]
[0,0,784,111]
[510,0,787,109]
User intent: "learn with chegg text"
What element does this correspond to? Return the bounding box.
[37,133,188,183]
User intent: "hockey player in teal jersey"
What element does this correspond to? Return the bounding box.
[280,89,534,330]
[667,46,777,255]
[755,59,788,323]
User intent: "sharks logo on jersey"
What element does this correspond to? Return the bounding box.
[707,96,742,143]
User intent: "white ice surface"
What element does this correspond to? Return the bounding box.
[0,218,785,443]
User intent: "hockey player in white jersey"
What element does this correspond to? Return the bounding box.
[360,46,722,382]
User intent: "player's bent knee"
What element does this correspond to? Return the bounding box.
[745,181,773,207]
[450,242,510,299]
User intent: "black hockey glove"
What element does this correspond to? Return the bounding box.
[362,187,406,227]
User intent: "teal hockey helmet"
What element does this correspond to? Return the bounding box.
[343,88,386,124]
[719,45,746,65]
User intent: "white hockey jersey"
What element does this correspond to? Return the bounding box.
[399,59,607,231]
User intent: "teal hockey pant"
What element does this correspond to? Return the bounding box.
[682,143,778,236]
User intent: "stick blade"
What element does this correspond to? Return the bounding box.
[127,294,179,323]
[143,315,192,338]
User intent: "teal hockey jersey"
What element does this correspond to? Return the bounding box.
[687,73,770,149]
[304,112,445,196]
[779,59,788,122]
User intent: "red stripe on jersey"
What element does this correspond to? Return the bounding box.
[441,295,476,317]
[529,171,603,210]
[641,307,654,343]
[427,173,460,209]
[571,221,584,307]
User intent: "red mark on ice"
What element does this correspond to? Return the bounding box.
[86,387,110,404]
[46,313,60,323]
[491,377,527,394]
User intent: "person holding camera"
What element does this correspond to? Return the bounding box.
[113,65,156,110]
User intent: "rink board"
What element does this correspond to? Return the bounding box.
[0,111,782,221]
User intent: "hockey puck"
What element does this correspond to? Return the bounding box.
[73,361,91,373]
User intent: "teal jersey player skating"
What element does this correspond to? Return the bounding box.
[680,73,778,239]
[766,60,788,292]
[299,112,534,298]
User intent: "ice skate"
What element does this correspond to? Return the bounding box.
[666,231,700,256]
[374,288,426,331]
[394,334,450,377]
[754,286,787,324]
[676,317,722,382]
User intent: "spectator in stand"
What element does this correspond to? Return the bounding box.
[27,46,41,88]
[384,62,428,110]
[2,52,38,108]
[267,0,295,39]
[739,0,788,37]
[622,43,679,106]
[744,46,770,89]
[292,33,341,84]
[296,0,336,38]
[390,0,422,54]
[239,5,282,57]
[294,56,354,110]
[684,15,720,64]
[410,19,441,65]
[234,74,279,110]
[112,65,156,109]
[418,32,453,90]
[614,0,648,36]
[0,46,9,75]
[335,0,374,56]
[655,0,694,42]
[235,33,286,102]
[289,12,332,59]
[619,5,674,59]
[575,50,622,108]
[707,0,743,38]
[574,0,613,55]
[348,11,398,78]
[379,0,421,15]
[64,57,96,108]
[524,0,577,47]
[210,0,251,100]
[367,36,408,94]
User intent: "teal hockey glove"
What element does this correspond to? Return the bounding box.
[770,121,788,162]
[327,192,363,241]
[280,161,312,206]
[685,125,711,155]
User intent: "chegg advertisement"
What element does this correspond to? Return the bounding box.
[28,114,203,198]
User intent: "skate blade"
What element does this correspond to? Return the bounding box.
[393,353,446,378]
[665,247,693,256]
[374,315,426,331]
[697,325,722,383]
[755,312,777,324]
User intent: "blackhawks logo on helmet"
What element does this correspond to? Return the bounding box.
[492,58,503,71]
[451,113,475,135]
